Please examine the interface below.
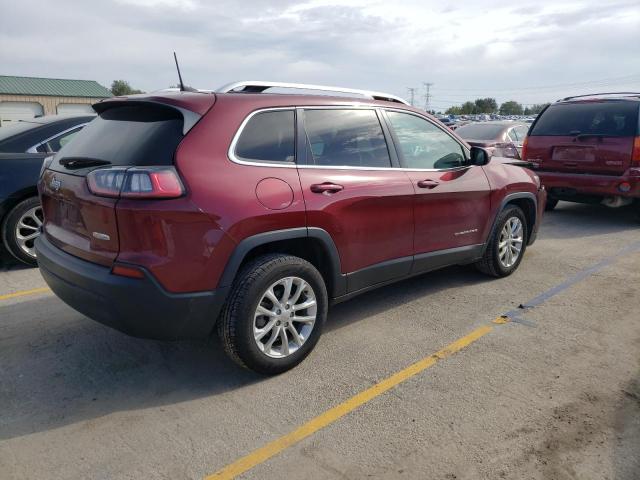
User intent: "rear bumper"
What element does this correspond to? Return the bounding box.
[35,234,228,340]
[538,170,640,198]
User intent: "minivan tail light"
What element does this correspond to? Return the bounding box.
[87,167,184,199]
[632,136,640,166]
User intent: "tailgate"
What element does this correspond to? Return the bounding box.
[40,170,119,266]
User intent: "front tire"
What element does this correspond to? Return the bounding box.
[1,197,42,266]
[217,254,328,375]
[475,205,528,278]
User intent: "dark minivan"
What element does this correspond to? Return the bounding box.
[523,94,640,211]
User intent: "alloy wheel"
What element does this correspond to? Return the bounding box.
[15,206,43,259]
[498,216,523,268]
[253,276,317,358]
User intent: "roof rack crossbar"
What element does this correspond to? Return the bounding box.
[559,92,640,101]
[216,81,410,105]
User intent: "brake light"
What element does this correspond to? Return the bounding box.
[632,136,640,166]
[87,167,184,199]
[521,136,529,160]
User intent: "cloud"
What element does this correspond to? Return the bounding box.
[1,0,638,110]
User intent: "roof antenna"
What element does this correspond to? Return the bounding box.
[173,51,186,91]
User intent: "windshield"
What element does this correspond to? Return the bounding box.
[531,101,639,136]
[0,121,41,141]
[455,123,506,140]
[49,104,184,174]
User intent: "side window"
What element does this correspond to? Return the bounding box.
[515,126,529,141]
[506,129,517,142]
[387,111,466,169]
[303,109,391,168]
[36,127,83,153]
[235,110,295,163]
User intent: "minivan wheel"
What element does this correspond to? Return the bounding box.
[217,254,328,375]
[545,198,559,211]
[475,205,528,278]
[1,197,42,266]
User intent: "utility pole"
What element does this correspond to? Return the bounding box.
[423,82,433,112]
[407,87,417,107]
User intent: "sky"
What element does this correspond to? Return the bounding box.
[1,0,639,111]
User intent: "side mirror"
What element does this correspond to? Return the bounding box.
[470,146,491,166]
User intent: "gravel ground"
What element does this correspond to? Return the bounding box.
[0,201,639,479]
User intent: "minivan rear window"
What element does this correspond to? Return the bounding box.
[530,101,639,137]
[50,104,184,173]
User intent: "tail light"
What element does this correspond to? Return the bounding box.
[521,136,529,160]
[87,167,184,199]
[632,136,640,167]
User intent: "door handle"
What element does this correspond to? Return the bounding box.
[310,182,344,194]
[417,179,440,189]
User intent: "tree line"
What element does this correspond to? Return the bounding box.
[445,98,549,116]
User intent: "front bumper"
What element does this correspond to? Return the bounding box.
[35,234,228,340]
[537,170,640,198]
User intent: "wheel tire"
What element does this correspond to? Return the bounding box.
[217,254,328,375]
[1,197,42,267]
[545,198,559,211]
[475,205,528,278]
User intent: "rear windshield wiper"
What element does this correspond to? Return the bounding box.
[571,132,623,142]
[59,157,112,170]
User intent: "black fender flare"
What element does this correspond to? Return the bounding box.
[218,227,347,297]
[483,192,538,253]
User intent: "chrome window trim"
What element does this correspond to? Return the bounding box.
[227,106,474,173]
[26,123,89,153]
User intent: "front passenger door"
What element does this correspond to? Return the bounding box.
[384,110,491,263]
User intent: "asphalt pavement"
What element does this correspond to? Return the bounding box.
[1,202,639,480]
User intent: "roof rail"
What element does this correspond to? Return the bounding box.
[216,81,410,105]
[559,92,640,102]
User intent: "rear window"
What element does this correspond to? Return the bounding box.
[50,104,184,172]
[234,110,295,163]
[531,101,639,137]
[455,123,506,140]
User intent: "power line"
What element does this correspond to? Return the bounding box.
[434,73,640,93]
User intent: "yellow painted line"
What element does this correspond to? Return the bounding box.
[0,287,51,301]
[206,318,509,480]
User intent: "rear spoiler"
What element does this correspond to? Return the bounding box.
[93,95,215,135]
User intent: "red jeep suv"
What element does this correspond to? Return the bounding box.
[523,93,640,212]
[35,81,545,374]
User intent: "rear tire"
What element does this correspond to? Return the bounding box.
[475,205,528,278]
[1,197,42,266]
[545,198,559,211]
[217,254,328,375]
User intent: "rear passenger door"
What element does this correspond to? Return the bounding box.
[383,110,491,267]
[297,108,415,293]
